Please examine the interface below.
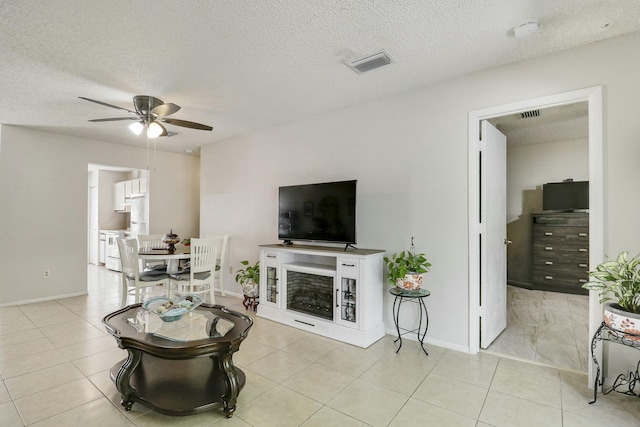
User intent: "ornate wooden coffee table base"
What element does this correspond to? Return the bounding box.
[103,304,252,418]
[111,351,246,417]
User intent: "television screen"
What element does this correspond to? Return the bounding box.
[543,181,589,211]
[278,180,357,244]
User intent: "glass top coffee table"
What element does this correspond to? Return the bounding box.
[103,303,253,418]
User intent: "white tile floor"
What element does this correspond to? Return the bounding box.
[487,286,590,372]
[1,266,638,426]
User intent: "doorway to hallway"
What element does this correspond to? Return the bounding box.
[468,87,603,383]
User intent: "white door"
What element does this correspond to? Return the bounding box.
[480,121,507,348]
[88,186,99,265]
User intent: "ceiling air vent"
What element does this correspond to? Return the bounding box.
[521,109,540,119]
[346,51,394,74]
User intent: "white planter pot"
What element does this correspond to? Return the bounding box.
[396,273,423,290]
[604,302,640,340]
[241,280,259,297]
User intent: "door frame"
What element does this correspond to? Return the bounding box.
[468,86,604,385]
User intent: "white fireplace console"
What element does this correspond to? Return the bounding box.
[258,244,385,348]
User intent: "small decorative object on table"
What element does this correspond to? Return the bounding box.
[142,294,203,322]
[162,229,180,253]
[384,237,431,290]
[181,238,191,246]
[236,260,260,311]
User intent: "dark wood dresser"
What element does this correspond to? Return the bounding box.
[532,212,589,294]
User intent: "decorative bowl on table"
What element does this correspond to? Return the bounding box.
[162,229,180,253]
[142,294,203,322]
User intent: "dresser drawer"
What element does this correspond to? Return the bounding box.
[533,271,589,286]
[533,257,589,269]
[533,226,566,241]
[533,243,589,256]
[533,213,589,226]
[565,227,589,242]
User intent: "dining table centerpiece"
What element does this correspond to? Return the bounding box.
[162,229,180,253]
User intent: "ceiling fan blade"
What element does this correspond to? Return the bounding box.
[152,103,180,117]
[88,117,139,122]
[78,97,137,115]
[161,118,213,131]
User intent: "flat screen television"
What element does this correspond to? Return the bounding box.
[542,180,589,211]
[278,180,357,245]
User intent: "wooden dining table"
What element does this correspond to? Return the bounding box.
[138,245,191,274]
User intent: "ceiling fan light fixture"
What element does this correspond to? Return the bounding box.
[129,121,144,135]
[147,122,164,139]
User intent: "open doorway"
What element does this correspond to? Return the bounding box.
[87,164,147,271]
[468,87,604,385]
[484,102,589,371]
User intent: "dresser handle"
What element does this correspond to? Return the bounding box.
[579,279,587,283]
[341,263,356,267]
[578,248,588,252]
[545,276,553,280]
[266,254,276,258]
[545,246,553,251]
[544,232,553,236]
[579,264,588,268]
[578,233,588,237]
[545,261,553,265]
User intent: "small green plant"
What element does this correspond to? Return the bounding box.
[235,260,260,286]
[383,250,431,286]
[582,251,640,314]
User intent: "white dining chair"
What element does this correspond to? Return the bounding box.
[118,238,171,307]
[206,234,230,296]
[169,237,220,304]
[137,234,167,270]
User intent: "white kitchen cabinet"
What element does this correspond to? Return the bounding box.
[114,178,146,212]
[124,180,132,199]
[113,181,127,211]
[138,177,147,194]
[258,244,385,348]
[99,232,106,264]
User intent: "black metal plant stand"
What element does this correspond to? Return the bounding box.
[389,287,430,356]
[589,321,640,404]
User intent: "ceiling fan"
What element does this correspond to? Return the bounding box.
[79,95,213,138]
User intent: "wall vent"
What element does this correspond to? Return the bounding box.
[520,109,540,118]
[346,51,394,74]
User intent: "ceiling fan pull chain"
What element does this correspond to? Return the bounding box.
[146,136,150,171]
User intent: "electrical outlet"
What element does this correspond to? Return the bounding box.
[43,270,50,278]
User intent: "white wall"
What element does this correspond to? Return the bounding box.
[97,170,129,230]
[199,30,640,375]
[0,126,200,305]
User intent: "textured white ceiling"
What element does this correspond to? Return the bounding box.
[490,103,589,146]
[1,1,638,154]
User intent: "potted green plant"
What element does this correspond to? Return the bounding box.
[235,259,260,295]
[582,251,640,337]
[384,244,431,290]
